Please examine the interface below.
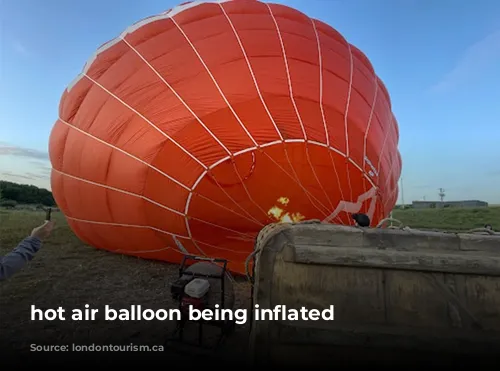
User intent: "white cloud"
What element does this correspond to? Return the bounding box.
[12,40,30,56]
[0,143,48,160]
[1,170,51,191]
[430,29,500,93]
[0,144,51,190]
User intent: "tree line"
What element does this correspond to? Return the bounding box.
[0,181,55,207]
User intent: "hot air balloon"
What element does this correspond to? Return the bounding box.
[49,0,402,275]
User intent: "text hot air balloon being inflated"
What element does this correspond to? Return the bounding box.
[49,0,402,275]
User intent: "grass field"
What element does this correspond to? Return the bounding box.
[391,206,500,231]
[0,206,499,359]
[0,209,251,359]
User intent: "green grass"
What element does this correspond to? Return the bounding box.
[0,209,79,249]
[391,206,500,231]
[0,209,250,355]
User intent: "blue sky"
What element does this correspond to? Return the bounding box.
[1,0,499,204]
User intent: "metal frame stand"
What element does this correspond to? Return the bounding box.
[164,255,236,353]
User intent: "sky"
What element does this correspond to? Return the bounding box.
[1,0,499,204]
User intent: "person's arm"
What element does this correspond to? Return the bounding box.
[0,220,54,281]
[0,236,42,281]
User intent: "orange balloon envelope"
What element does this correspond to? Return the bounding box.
[49,0,402,275]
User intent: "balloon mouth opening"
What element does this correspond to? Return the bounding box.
[207,151,256,188]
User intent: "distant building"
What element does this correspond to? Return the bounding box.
[412,200,488,209]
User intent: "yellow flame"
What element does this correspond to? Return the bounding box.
[268,206,284,220]
[267,197,305,223]
[277,197,289,206]
[280,212,305,223]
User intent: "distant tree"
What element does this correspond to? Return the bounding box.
[0,199,17,208]
[0,181,55,206]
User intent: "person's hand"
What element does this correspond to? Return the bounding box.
[31,220,55,241]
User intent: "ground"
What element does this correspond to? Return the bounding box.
[0,206,499,361]
[391,206,500,231]
[0,209,252,361]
